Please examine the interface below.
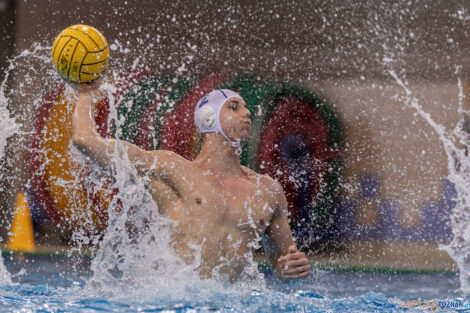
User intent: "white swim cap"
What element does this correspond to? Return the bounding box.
[194,89,243,155]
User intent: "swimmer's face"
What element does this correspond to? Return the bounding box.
[220,97,251,145]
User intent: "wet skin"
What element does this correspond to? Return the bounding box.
[71,82,311,282]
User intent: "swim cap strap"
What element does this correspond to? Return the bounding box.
[231,139,242,156]
[233,144,242,156]
[220,132,242,156]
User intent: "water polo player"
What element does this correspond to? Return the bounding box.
[72,84,311,282]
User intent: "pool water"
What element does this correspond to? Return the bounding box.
[0,254,466,312]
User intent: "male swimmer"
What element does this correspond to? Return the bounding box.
[72,83,311,282]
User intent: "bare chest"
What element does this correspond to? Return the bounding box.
[153,169,276,236]
[202,176,274,233]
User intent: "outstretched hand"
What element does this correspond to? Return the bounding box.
[65,68,107,93]
[277,245,311,280]
[67,78,102,94]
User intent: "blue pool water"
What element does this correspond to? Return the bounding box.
[0,254,466,312]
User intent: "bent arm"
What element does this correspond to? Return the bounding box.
[263,182,310,280]
[264,213,296,278]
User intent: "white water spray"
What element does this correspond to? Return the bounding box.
[0,36,268,304]
[388,67,470,293]
[0,43,65,285]
[0,60,20,285]
[71,75,266,304]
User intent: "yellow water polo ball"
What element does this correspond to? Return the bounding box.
[52,24,109,83]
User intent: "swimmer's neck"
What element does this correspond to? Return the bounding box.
[193,133,244,176]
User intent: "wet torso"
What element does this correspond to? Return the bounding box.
[147,161,277,281]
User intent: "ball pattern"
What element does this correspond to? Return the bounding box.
[51,24,109,82]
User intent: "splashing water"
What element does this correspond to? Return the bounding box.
[387,67,470,293]
[0,38,272,306]
[2,2,470,310]
[0,50,291,310]
[78,80,267,302]
[0,56,20,285]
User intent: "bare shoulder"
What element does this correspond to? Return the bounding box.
[242,166,287,203]
[149,149,190,164]
[147,149,192,175]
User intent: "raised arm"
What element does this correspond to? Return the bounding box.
[263,181,311,280]
[71,84,172,178]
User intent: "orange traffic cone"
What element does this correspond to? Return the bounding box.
[7,191,35,252]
